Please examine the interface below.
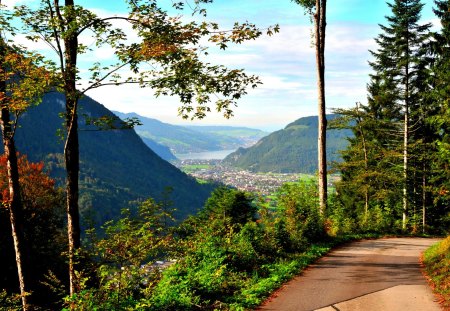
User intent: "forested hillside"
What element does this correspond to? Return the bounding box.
[224,115,350,173]
[114,111,267,154]
[138,137,177,161]
[10,93,214,225]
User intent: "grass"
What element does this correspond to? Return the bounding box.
[423,235,450,309]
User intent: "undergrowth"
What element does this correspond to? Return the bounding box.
[423,235,450,310]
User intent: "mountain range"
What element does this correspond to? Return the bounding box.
[113,111,268,155]
[10,93,215,226]
[223,115,351,174]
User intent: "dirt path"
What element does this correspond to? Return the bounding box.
[258,237,442,311]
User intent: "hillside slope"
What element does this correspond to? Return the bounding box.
[223,115,350,174]
[114,111,267,154]
[12,93,214,225]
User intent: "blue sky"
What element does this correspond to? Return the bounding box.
[4,0,437,131]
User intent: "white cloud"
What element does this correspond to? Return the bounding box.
[82,19,379,131]
[2,0,36,8]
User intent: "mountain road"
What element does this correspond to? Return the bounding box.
[258,237,442,311]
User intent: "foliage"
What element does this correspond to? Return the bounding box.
[331,0,448,234]
[200,186,257,228]
[426,0,450,231]
[0,154,66,309]
[276,181,325,248]
[11,1,278,120]
[57,185,329,310]
[64,198,174,310]
[0,44,54,114]
[423,235,450,309]
[0,290,21,311]
[7,0,279,297]
[146,185,326,310]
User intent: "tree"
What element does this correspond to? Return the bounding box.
[293,0,327,213]
[11,0,277,296]
[0,154,65,310]
[368,0,431,229]
[201,186,256,228]
[0,3,53,309]
[426,0,450,231]
[65,198,172,310]
[332,104,403,231]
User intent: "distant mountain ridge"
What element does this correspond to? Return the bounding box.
[10,93,214,226]
[113,111,268,154]
[223,115,351,174]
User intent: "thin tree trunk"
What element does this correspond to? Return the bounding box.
[402,27,410,231]
[356,103,369,220]
[315,0,327,213]
[422,161,426,233]
[402,97,408,230]
[61,0,81,297]
[0,34,30,311]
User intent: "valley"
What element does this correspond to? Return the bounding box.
[175,159,340,195]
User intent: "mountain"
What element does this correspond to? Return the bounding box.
[113,111,267,154]
[12,93,214,226]
[139,137,177,161]
[223,115,351,174]
[184,125,268,148]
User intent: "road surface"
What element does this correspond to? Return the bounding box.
[258,237,442,311]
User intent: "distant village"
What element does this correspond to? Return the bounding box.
[174,159,314,195]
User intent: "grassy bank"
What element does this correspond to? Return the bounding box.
[423,235,450,309]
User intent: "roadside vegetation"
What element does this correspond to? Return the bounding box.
[58,184,382,310]
[423,236,450,309]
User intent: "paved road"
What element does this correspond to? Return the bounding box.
[258,238,442,311]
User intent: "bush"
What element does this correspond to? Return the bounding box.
[276,181,325,248]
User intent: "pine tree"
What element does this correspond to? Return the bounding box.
[367,0,431,230]
[333,103,402,231]
[426,0,450,231]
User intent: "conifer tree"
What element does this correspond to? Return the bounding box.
[427,0,450,231]
[367,0,431,229]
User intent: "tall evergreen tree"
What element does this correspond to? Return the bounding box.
[427,0,450,231]
[367,0,431,229]
[333,103,402,231]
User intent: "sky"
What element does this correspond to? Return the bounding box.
[3,0,438,131]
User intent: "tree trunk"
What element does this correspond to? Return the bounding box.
[315,0,327,213]
[422,161,426,233]
[62,0,81,297]
[0,36,30,311]
[402,37,410,230]
[402,97,408,230]
[356,103,369,221]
